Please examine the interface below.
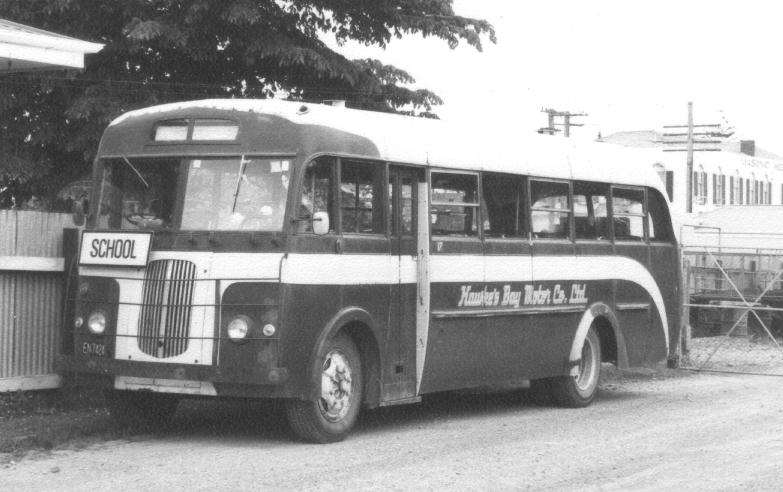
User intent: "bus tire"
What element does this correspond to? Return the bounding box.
[285,333,363,443]
[105,390,179,431]
[535,327,602,408]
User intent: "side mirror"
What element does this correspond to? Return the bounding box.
[312,211,330,235]
[72,201,85,227]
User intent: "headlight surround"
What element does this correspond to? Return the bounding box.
[87,311,106,335]
[227,315,251,342]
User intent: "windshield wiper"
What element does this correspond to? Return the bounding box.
[121,155,150,189]
[231,155,249,214]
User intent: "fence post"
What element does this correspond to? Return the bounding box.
[681,256,692,361]
[60,228,79,357]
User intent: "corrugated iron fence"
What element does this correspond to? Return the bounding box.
[0,210,75,391]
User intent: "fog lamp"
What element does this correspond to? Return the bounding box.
[87,311,106,335]
[227,316,251,342]
[74,316,84,328]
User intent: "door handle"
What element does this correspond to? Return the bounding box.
[335,238,343,254]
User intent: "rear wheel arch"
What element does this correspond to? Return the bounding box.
[571,303,628,369]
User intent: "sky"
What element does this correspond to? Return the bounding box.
[327,0,783,154]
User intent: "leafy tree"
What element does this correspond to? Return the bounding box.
[0,0,494,207]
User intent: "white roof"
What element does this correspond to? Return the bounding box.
[0,19,103,72]
[110,99,667,193]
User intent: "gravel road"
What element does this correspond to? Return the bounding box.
[2,368,783,490]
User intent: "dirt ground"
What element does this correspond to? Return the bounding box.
[2,366,783,490]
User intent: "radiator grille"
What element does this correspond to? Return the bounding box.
[138,259,197,358]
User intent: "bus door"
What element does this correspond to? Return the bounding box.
[386,165,419,401]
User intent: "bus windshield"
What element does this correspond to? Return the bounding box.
[96,157,290,231]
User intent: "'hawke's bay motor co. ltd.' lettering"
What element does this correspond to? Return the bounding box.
[457,283,587,308]
[89,238,138,259]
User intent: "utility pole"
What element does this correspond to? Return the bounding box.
[660,102,732,213]
[538,108,587,137]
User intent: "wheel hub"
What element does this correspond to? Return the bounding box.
[319,350,353,422]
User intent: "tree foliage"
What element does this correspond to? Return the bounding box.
[0,0,494,206]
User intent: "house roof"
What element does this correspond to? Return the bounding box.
[600,130,783,160]
[0,18,103,72]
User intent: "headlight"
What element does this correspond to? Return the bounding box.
[227,316,251,342]
[87,311,106,335]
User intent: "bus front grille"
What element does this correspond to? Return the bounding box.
[138,259,197,358]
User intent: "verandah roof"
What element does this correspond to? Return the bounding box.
[0,18,103,73]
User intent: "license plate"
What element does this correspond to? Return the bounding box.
[82,342,106,357]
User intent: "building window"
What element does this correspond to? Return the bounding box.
[693,168,707,204]
[740,178,745,204]
[730,176,735,204]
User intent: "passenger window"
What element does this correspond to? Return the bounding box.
[340,161,384,234]
[530,180,571,239]
[430,172,479,237]
[573,182,609,240]
[298,158,334,234]
[612,187,645,241]
[482,173,525,238]
[647,188,674,242]
[389,171,415,236]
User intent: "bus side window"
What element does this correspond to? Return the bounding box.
[298,158,334,234]
[530,180,570,239]
[430,172,479,237]
[612,187,645,241]
[573,181,609,240]
[647,188,674,242]
[340,160,384,234]
[482,172,525,238]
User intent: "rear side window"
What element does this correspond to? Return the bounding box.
[430,172,479,237]
[647,188,674,242]
[573,181,610,240]
[612,187,645,241]
[530,180,571,239]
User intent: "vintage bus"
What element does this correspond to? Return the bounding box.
[59,99,680,443]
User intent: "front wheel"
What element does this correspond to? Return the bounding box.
[533,327,602,407]
[285,334,363,443]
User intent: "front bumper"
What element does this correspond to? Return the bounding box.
[56,354,289,387]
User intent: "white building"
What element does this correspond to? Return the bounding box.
[600,131,783,225]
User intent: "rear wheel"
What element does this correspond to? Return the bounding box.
[285,334,363,443]
[533,327,602,407]
[105,390,179,431]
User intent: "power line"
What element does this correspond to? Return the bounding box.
[538,108,587,137]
